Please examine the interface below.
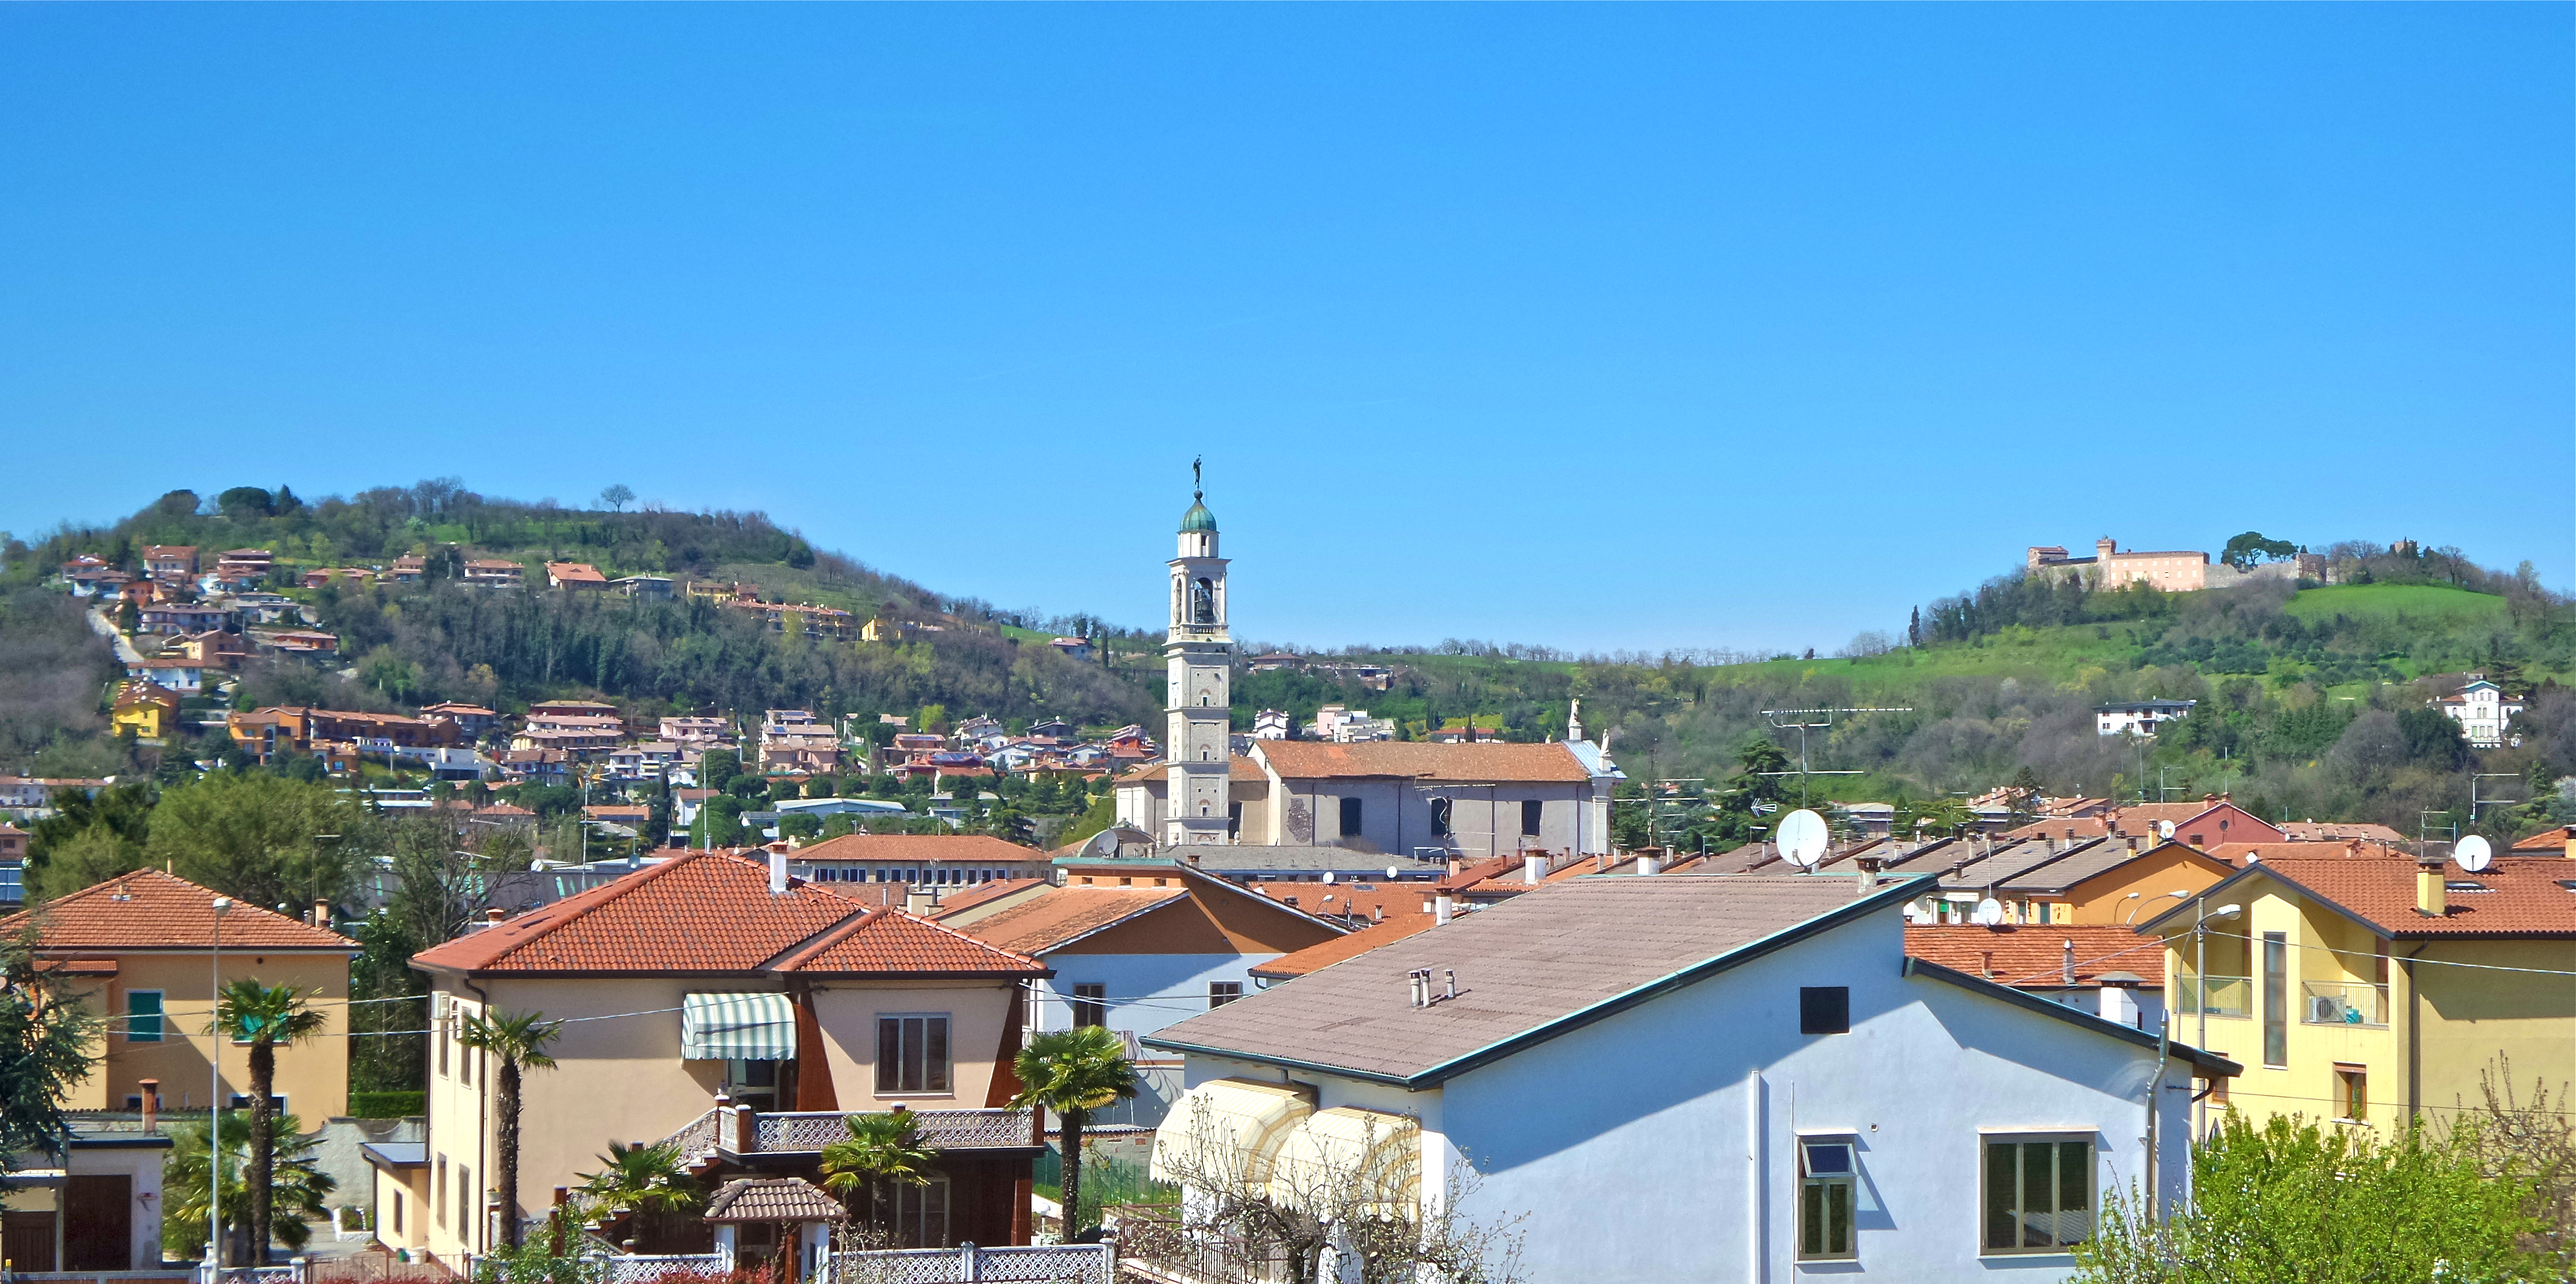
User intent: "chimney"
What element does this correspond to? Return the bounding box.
[769,846,789,894]
[905,886,938,915]
[1446,857,1462,878]
[1981,949,1996,980]
[138,1079,159,1129]
[312,900,331,929]
[1434,895,1454,925]
[2417,853,2447,917]
[1523,854,1545,884]
[1636,847,1661,877]
[1443,969,1457,1001]
[485,907,505,924]
[2061,939,2075,986]
[1856,855,1884,895]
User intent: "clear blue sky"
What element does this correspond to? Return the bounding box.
[3,5,2567,654]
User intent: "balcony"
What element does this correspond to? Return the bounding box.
[2176,975,2251,1018]
[2301,981,2390,1027]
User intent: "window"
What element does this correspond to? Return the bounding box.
[888,1173,951,1247]
[1798,1139,1857,1260]
[392,1190,404,1235]
[1800,987,1850,1035]
[726,1058,782,1110]
[125,990,163,1043]
[438,1013,449,1078]
[1983,1136,2093,1253]
[460,1166,473,1237]
[229,1093,287,1112]
[1339,797,1363,838]
[1521,799,1543,838]
[1071,984,1107,1029]
[1429,797,1452,838]
[435,1156,447,1227]
[2262,932,2288,1068]
[1210,981,1242,1009]
[2335,1066,2367,1122]
[876,1015,951,1095]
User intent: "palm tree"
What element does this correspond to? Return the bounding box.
[1010,1026,1136,1240]
[456,1008,563,1246]
[575,1140,703,1247]
[213,980,327,1259]
[819,1112,940,1237]
[163,1111,336,1263]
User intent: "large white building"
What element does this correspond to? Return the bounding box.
[2434,677,2525,749]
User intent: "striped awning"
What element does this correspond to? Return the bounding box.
[681,992,798,1061]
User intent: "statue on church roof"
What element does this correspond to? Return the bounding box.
[1180,455,1219,533]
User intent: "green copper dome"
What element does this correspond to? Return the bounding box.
[1180,498,1218,533]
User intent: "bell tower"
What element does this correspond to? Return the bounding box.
[1164,459,1232,847]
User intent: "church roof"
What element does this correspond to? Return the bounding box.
[1180,498,1218,533]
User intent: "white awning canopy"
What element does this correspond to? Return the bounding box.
[681,991,797,1061]
[1150,1079,1311,1188]
[1268,1106,1419,1214]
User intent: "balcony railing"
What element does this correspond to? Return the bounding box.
[2301,981,2390,1027]
[2175,975,2252,1018]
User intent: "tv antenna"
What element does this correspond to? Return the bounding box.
[1777,808,1831,871]
[1759,707,1913,806]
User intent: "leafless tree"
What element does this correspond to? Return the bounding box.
[2442,1055,2575,1269]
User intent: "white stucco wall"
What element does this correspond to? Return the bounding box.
[1034,952,1281,1038]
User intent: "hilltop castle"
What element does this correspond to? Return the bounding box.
[2027,536,2322,593]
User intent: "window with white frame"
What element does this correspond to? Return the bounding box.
[1982,1134,2094,1253]
[1798,1138,1857,1260]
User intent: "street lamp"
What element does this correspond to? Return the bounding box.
[2124,888,2191,926]
[206,896,231,1281]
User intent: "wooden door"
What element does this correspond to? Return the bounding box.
[2,1210,57,1272]
[65,1174,132,1270]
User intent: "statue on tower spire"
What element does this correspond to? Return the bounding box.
[1192,455,1203,501]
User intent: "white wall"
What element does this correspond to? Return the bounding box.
[1034,953,1281,1038]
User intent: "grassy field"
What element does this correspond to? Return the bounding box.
[2281,583,2510,626]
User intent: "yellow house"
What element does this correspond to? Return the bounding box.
[1995,838,2237,926]
[108,681,181,741]
[0,869,358,1118]
[2141,853,2575,1134]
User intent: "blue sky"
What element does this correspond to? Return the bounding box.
[3,6,2567,653]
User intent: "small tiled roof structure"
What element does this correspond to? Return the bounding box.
[409,850,1046,978]
[2278,821,2408,844]
[929,877,1050,918]
[3,869,356,953]
[1903,925,2167,988]
[1245,881,1429,923]
[1250,912,1436,981]
[793,833,1049,865]
[2511,826,2574,852]
[2209,840,2410,867]
[2142,856,2576,940]
[702,1177,847,1224]
[953,888,1186,956]
[1253,740,1592,783]
[1993,839,2230,896]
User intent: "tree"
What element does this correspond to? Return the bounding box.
[146,772,364,916]
[2219,531,2298,571]
[213,981,330,1258]
[162,1111,335,1263]
[2442,1056,2576,1271]
[1915,799,1979,839]
[456,1009,564,1247]
[1907,605,1922,648]
[599,484,636,513]
[575,1140,703,1246]
[819,1112,941,1236]
[2073,1111,2547,1283]
[0,923,104,1172]
[1010,1025,1137,1239]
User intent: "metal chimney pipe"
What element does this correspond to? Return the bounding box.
[1434,895,1454,925]
[1523,855,1545,884]
[2062,939,2075,986]
[769,846,789,895]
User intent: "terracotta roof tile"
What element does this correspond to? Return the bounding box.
[3,869,355,953]
[1904,925,2167,987]
[928,878,1050,917]
[411,852,870,975]
[703,1178,847,1224]
[2222,855,2576,938]
[2210,841,2411,867]
[1244,882,1430,923]
[2278,822,2409,844]
[2511,826,2573,852]
[793,834,1047,864]
[1253,740,1590,783]
[1251,912,1436,980]
[770,906,1045,977]
[951,887,1185,956]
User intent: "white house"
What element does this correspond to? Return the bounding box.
[2434,678,2525,749]
[1144,873,2234,1284]
[2095,699,2194,738]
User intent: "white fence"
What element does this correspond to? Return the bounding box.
[829,1245,1113,1284]
[589,1255,727,1284]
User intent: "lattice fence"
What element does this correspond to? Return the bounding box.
[826,1245,1111,1284]
[590,1253,729,1284]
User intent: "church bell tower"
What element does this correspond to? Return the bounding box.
[1164,460,1232,847]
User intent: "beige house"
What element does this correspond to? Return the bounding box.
[1117,738,1622,861]
[0,869,355,1119]
[407,850,1049,1265]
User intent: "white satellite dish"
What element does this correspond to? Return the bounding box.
[1322,871,1336,884]
[1973,897,2007,927]
[2157,820,2177,841]
[1387,866,1401,881]
[2455,835,2494,874]
[1777,808,1831,869]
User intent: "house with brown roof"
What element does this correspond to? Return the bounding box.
[140,545,197,582]
[2001,798,2282,852]
[109,680,182,740]
[938,859,1342,1049]
[543,561,610,591]
[406,850,1048,1265]
[2277,820,2407,845]
[1145,874,2235,1282]
[0,869,357,1120]
[2139,853,2576,1137]
[1904,924,2168,1029]
[2512,825,2575,857]
[462,558,525,588]
[785,833,1056,893]
[1245,911,1435,983]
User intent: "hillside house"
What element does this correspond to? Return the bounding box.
[140,545,197,583]
[463,559,525,587]
[2433,677,2525,749]
[109,681,182,740]
[2094,699,2195,737]
[544,561,610,591]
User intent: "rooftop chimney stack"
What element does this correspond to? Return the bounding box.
[486,907,505,924]
[1636,847,1661,877]
[2417,853,2448,917]
[2061,939,2076,986]
[138,1079,158,1130]
[312,900,331,929]
[906,886,937,915]
[1434,895,1454,926]
[1524,854,1546,885]
[1856,855,1884,895]
[769,847,789,895]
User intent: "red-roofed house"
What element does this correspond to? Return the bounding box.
[0,869,358,1119]
[543,561,609,591]
[2139,854,2576,1136]
[1903,925,2169,1029]
[407,850,1049,1265]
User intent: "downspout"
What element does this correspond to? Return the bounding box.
[2401,943,2429,1125]
[464,976,492,1259]
[2146,1018,2167,1220]
[1747,1069,1766,1284]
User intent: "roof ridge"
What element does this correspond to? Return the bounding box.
[416,850,714,971]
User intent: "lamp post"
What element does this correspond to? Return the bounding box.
[206,896,231,1282]
[2192,899,2242,1140]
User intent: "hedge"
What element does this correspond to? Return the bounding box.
[348,1091,425,1119]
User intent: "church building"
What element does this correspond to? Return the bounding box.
[1122,473,1623,862]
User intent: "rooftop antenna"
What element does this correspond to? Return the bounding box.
[1777,808,1831,872]
[1758,707,1913,806]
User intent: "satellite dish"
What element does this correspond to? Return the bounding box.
[2455,835,2493,874]
[1387,866,1401,881]
[1777,809,1830,869]
[1322,871,1336,884]
[1974,897,2007,927]
[2157,820,2176,841]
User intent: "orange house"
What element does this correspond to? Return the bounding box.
[1989,839,2238,926]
